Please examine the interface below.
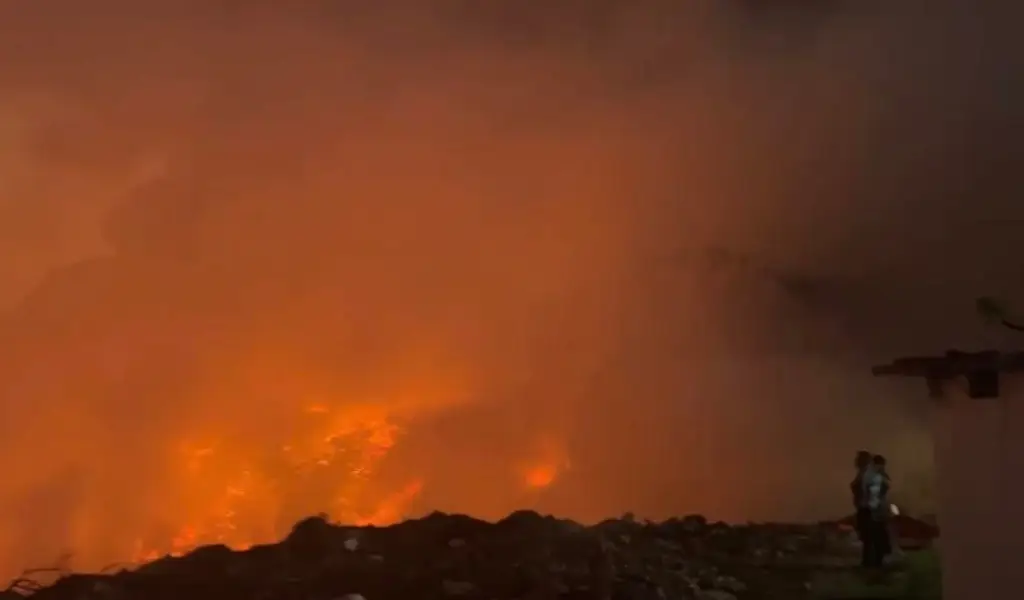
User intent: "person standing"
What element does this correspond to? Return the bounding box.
[851,450,875,567]
[867,454,893,562]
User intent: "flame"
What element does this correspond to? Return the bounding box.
[519,436,571,490]
[355,479,425,526]
[129,402,413,562]
[128,412,570,563]
[523,463,559,489]
[5,360,567,571]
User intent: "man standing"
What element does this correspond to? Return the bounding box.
[866,454,893,563]
[851,450,876,567]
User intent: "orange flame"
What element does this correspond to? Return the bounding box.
[130,403,411,562]
[520,436,570,490]
[119,381,567,567]
[355,479,424,526]
[523,464,559,488]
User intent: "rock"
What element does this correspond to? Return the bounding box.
[441,580,477,595]
[714,575,746,593]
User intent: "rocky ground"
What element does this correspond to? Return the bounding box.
[0,512,911,600]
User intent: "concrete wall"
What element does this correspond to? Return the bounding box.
[933,375,1024,599]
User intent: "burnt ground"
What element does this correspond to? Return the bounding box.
[0,511,918,600]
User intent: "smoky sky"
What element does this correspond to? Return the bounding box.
[0,0,1022,574]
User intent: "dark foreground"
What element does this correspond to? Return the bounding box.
[1,512,938,600]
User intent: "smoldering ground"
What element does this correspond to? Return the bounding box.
[0,0,1021,574]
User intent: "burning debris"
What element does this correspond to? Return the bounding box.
[3,511,874,600]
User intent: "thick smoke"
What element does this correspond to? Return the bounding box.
[0,0,1021,574]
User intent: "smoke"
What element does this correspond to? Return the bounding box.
[0,0,1021,573]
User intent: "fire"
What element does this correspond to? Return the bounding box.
[3,359,563,572]
[128,412,569,563]
[355,479,425,526]
[520,436,570,490]
[523,464,559,489]
[130,403,416,562]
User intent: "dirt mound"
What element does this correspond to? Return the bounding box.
[2,512,860,600]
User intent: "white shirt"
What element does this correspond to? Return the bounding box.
[864,468,888,510]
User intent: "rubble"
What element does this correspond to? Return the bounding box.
[3,512,873,600]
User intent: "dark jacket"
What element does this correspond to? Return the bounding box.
[851,467,872,508]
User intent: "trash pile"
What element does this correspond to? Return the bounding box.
[2,511,866,600]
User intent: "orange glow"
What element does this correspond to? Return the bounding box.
[355,479,425,526]
[2,0,944,581]
[124,394,570,563]
[127,401,419,561]
[519,436,570,490]
[523,464,559,489]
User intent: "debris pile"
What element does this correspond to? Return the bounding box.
[3,512,865,600]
